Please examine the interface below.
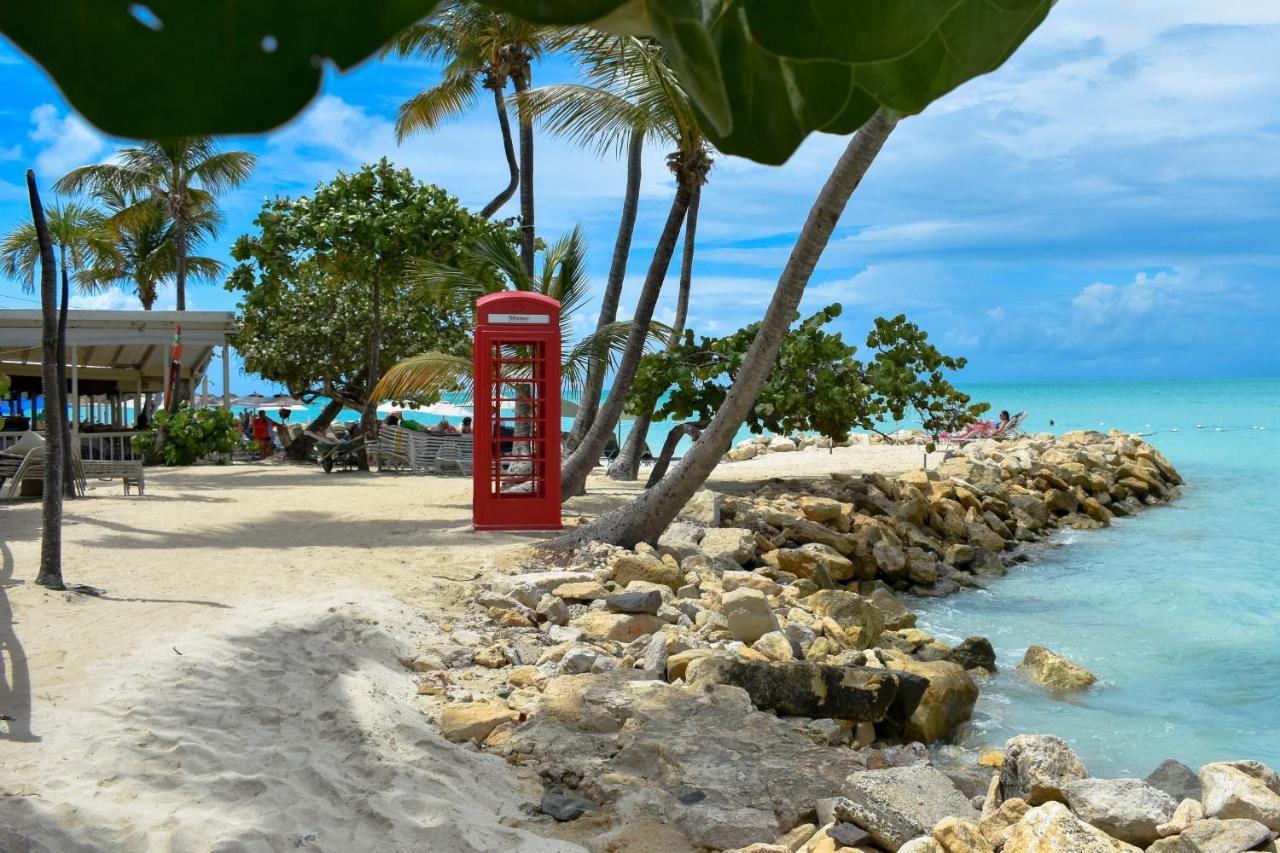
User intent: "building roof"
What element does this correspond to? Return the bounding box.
[0,309,236,395]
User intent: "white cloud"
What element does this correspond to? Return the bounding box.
[29,104,106,179]
[70,287,176,311]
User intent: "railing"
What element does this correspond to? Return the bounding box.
[77,431,142,461]
[0,433,22,453]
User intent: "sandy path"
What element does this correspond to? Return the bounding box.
[0,446,926,852]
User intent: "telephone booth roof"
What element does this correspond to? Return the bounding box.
[476,291,560,323]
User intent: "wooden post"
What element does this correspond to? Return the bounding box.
[135,373,143,428]
[221,343,231,412]
[71,346,79,432]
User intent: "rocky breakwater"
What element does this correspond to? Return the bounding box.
[401,430,1185,851]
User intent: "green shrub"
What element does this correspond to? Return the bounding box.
[132,403,241,466]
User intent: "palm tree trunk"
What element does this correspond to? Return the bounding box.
[480,83,520,218]
[27,171,64,590]
[558,112,897,547]
[287,397,344,461]
[608,182,700,481]
[57,256,76,499]
[567,130,644,451]
[560,177,693,498]
[512,74,536,276]
[358,272,383,471]
[173,211,187,311]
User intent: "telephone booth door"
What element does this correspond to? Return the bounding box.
[472,292,562,530]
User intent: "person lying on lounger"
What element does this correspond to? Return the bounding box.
[941,410,1010,440]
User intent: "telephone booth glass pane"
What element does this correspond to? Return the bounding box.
[489,341,547,499]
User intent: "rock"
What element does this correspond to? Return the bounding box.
[722,587,780,644]
[541,789,597,821]
[874,541,908,579]
[752,631,798,662]
[573,611,660,643]
[701,527,760,564]
[1146,819,1273,853]
[1000,734,1089,805]
[487,570,595,608]
[1200,761,1280,830]
[945,544,977,567]
[800,496,845,522]
[681,488,722,525]
[933,817,994,853]
[1060,777,1177,846]
[724,570,784,596]
[606,589,664,614]
[666,648,715,681]
[1146,760,1202,804]
[868,587,918,631]
[899,838,945,853]
[770,436,797,452]
[687,658,906,722]
[612,552,684,589]
[1002,801,1133,853]
[836,765,980,851]
[439,701,519,743]
[804,590,884,650]
[552,580,609,601]
[1018,645,1097,690]
[474,644,510,668]
[889,659,979,743]
[727,444,761,462]
[560,646,599,675]
[1158,799,1206,838]
[945,637,997,673]
[979,797,1030,847]
[536,593,570,626]
[965,522,1006,553]
[787,518,855,555]
[906,549,940,585]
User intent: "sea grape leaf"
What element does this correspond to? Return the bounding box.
[0,0,1051,165]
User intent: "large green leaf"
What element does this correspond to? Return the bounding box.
[0,0,1051,164]
[0,0,433,139]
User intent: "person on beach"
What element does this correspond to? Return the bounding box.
[384,411,401,427]
[460,417,472,435]
[252,411,272,458]
[238,410,251,438]
[942,410,1010,440]
[429,417,457,435]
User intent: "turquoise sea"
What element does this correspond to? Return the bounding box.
[265,380,1278,776]
[914,379,1280,777]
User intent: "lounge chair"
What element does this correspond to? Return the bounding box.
[941,411,1028,446]
[437,435,473,476]
[1,446,90,500]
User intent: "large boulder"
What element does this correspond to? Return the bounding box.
[572,611,660,643]
[1018,645,1097,690]
[836,765,980,852]
[980,797,1031,848]
[889,659,979,743]
[679,488,722,525]
[1146,760,1202,804]
[686,657,908,722]
[946,637,997,672]
[439,701,519,743]
[933,817,995,853]
[804,589,884,650]
[1000,735,1090,805]
[700,527,758,564]
[1147,819,1274,853]
[1060,778,1178,846]
[721,587,780,644]
[612,552,684,590]
[1199,761,1280,830]
[1002,801,1135,853]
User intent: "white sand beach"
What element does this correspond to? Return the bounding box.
[0,445,932,852]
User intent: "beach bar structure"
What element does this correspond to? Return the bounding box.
[0,309,237,457]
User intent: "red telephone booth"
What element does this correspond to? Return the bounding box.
[473,292,563,530]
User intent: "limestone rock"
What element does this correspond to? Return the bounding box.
[606,589,663,614]
[487,570,595,608]
[752,631,798,662]
[439,701,519,743]
[613,552,684,590]
[701,527,759,564]
[1000,734,1090,805]
[800,496,845,522]
[1158,799,1205,838]
[946,637,997,673]
[933,817,994,853]
[868,586,918,631]
[1200,761,1280,830]
[541,789,596,821]
[804,590,884,650]
[687,658,906,722]
[724,570,784,596]
[572,611,660,643]
[979,797,1030,847]
[1002,801,1134,853]
[1146,760,1202,804]
[1146,819,1273,853]
[722,587,780,644]
[889,659,979,743]
[1060,777,1177,846]
[770,436,798,452]
[1018,645,1097,690]
[552,580,609,601]
[836,765,979,851]
[666,648,715,682]
[899,838,945,853]
[680,488,722,525]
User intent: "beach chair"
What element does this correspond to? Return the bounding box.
[81,459,146,495]
[437,435,473,476]
[941,411,1029,447]
[375,424,413,472]
[1,446,88,500]
[411,433,445,473]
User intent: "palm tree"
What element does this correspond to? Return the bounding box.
[384,1,552,274]
[549,36,713,496]
[2,197,114,500]
[76,188,224,310]
[55,136,254,311]
[372,227,637,406]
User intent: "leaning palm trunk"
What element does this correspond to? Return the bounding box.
[57,261,75,498]
[609,179,701,481]
[286,397,345,461]
[28,171,65,589]
[513,73,536,276]
[560,177,694,498]
[481,78,521,218]
[567,130,645,450]
[556,112,897,547]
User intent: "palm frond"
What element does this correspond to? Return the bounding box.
[518,84,660,156]
[372,352,473,403]
[407,260,491,311]
[468,229,529,289]
[395,73,481,140]
[191,150,257,195]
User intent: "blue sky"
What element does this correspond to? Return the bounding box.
[2,1,1278,394]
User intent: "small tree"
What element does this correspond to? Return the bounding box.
[227,160,506,464]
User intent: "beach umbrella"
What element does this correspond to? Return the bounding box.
[231,393,270,408]
[258,394,306,410]
[193,393,232,407]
